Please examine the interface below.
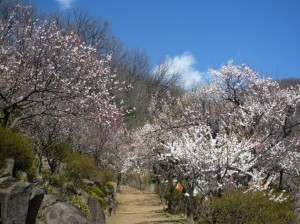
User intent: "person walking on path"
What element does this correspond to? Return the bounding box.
[108,193,118,216]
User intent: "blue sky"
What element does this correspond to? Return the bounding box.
[35,0,300,86]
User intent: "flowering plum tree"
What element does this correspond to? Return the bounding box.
[132,64,300,216]
[0,5,124,168]
[0,5,122,134]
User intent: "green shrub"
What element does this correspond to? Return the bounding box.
[89,191,106,208]
[170,188,184,212]
[89,186,105,197]
[102,170,114,182]
[154,182,185,213]
[0,126,34,173]
[196,190,296,224]
[97,182,108,194]
[64,152,98,185]
[87,185,106,207]
[44,173,68,188]
[106,182,115,190]
[43,143,72,173]
[69,194,92,220]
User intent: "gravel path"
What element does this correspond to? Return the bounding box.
[106,185,187,224]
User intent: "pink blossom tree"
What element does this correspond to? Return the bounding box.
[0,5,123,168]
[0,5,122,131]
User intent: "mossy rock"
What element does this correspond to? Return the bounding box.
[68,194,93,220]
[89,192,106,208]
[89,186,105,197]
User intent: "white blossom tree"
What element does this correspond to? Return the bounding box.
[132,64,300,217]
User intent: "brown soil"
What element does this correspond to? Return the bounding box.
[106,185,187,224]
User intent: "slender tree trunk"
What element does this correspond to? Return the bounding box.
[279,169,284,190]
[158,180,163,202]
[167,175,175,213]
[35,144,43,174]
[182,182,195,221]
[2,109,10,127]
[116,172,122,192]
[139,175,142,190]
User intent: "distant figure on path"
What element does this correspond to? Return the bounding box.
[108,193,118,216]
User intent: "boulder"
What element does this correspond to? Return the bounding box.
[36,221,46,224]
[57,162,67,177]
[37,194,61,217]
[44,201,94,224]
[41,157,51,173]
[16,170,34,183]
[292,189,300,224]
[0,158,14,178]
[0,176,32,224]
[38,195,95,224]
[87,196,105,224]
[41,194,60,207]
[26,187,44,224]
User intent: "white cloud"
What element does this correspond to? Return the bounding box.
[55,0,75,9]
[160,52,205,89]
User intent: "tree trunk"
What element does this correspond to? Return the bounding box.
[139,176,142,191]
[279,169,284,190]
[167,175,175,213]
[116,172,122,192]
[2,109,10,127]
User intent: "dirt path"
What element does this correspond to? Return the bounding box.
[106,185,187,224]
